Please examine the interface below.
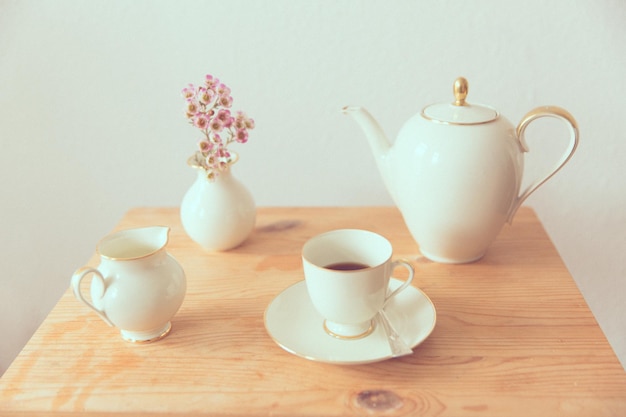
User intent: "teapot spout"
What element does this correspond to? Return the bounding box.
[343,106,396,201]
[342,106,392,161]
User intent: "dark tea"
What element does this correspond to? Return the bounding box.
[324,262,369,271]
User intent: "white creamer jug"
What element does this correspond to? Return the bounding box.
[71,226,186,342]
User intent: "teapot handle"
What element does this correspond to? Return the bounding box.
[508,106,579,223]
[71,266,114,326]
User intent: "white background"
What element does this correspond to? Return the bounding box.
[1,0,624,374]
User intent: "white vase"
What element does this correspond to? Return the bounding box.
[180,167,256,251]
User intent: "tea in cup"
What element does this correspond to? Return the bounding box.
[302,229,414,339]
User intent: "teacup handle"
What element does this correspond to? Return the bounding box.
[508,106,579,223]
[384,259,415,306]
[71,267,114,326]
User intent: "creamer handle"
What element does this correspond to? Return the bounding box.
[508,106,579,223]
[71,266,114,326]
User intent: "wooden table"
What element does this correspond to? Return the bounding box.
[1,207,625,416]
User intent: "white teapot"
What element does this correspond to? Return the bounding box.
[343,77,579,263]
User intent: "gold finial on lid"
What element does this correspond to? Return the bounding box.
[453,77,469,106]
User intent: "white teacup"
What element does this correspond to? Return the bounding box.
[302,229,414,339]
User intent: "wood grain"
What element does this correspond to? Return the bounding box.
[1,207,625,416]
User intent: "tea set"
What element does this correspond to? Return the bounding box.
[71,77,579,363]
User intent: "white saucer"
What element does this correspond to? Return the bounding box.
[264,279,437,365]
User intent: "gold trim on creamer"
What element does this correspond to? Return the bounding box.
[96,226,170,262]
[122,322,172,344]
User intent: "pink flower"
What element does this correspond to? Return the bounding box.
[204,74,219,89]
[235,129,249,143]
[218,94,233,108]
[216,83,231,97]
[181,84,196,99]
[194,114,210,130]
[198,139,212,153]
[216,146,230,159]
[183,74,254,180]
[198,87,215,105]
[209,117,224,132]
[211,133,223,144]
[235,111,255,130]
[185,100,199,117]
[216,109,233,128]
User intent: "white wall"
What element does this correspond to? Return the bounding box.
[1,0,624,374]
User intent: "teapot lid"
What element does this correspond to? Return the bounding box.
[421,77,499,125]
